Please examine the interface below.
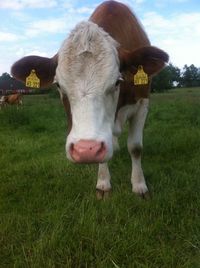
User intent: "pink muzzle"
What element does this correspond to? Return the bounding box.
[69,139,107,163]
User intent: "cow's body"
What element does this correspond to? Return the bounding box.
[11,1,168,198]
[0,93,22,109]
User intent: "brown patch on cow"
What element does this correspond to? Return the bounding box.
[118,46,169,75]
[132,145,142,159]
[90,1,168,112]
[116,77,151,112]
[90,0,151,109]
[90,1,150,51]
[4,93,23,106]
[11,55,57,88]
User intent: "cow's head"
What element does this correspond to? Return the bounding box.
[11,21,168,164]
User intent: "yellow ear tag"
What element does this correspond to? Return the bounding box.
[25,69,40,88]
[134,65,148,85]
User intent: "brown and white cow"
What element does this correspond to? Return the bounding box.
[11,1,168,199]
[0,96,6,109]
[0,93,23,109]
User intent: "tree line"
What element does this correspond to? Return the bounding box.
[0,63,200,94]
[151,64,200,92]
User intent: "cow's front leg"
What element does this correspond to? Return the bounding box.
[127,98,150,199]
[96,163,111,200]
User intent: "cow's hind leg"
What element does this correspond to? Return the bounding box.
[96,163,111,200]
[127,98,150,199]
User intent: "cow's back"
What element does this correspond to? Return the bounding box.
[89,0,150,51]
[7,93,22,104]
[90,1,152,108]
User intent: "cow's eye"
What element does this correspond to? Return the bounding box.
[115,77,124,86]
[115,80,120,87]
[56,82,60,88]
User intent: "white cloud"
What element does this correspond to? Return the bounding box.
[0,60,11,75]
[68,7,95,15]
[154,0,189,8]
[0,31,19,42]
[25,50,48,57]
[15,47,49,58]
[25,11,89,38]
[0,44,56,75]
[61,0,97,10]
[0,0,57,10]
[25,18,67,37]
[142,11,200,67]
[119,0,145,4]
[134,0,145,4]
[11,10,32,21]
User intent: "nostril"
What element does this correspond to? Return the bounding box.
[70,143,74,149]
[97,142,105,154]
[70,143,74,152]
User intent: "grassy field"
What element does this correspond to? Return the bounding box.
[0,88,200,267]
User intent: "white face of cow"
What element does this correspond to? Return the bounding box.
[56,22,121,163]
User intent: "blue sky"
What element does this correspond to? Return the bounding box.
[0,0,200,75]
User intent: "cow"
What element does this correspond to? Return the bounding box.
[0,93,23,109]
[11,1,169,199]
[0,96,7,109]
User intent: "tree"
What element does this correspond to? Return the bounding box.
[0,72,28,91]
[151,63,181,92]
[0,73,14,90]
[0,72,11,80]
[180,64,200,87]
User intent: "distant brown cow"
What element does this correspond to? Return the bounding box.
[0,93,23,109]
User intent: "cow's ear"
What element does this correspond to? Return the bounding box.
[119,46,169,76]
[11,54,58,88]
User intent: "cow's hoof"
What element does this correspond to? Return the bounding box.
[132,182,151,200]
[137,191,151,200]
[96,189,111,200]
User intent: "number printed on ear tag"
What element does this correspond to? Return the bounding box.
[134,65,148,85]
[26,69,40,88]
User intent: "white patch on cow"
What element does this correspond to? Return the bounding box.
[0,96,5,109]
[56,21,121,161]
[96,163,111,191]
[114,103,140,137]
[127,98,149,194]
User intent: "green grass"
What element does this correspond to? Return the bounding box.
[0,88,200,267]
